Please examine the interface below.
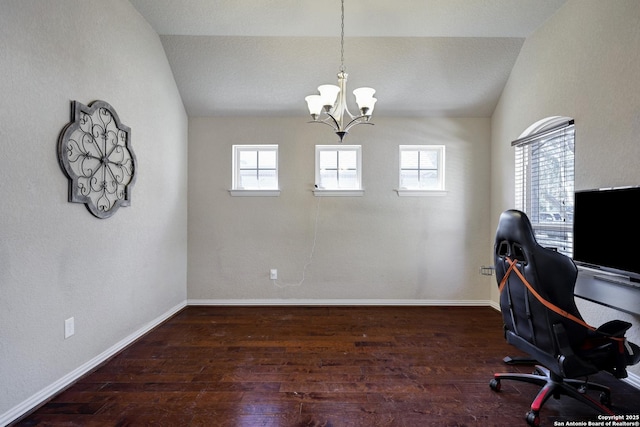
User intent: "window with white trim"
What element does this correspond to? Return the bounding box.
[514,120,574,256]
[315,145,362,194]
[398,145,445,193]
[231,145,279,195]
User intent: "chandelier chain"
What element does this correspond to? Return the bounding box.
[340,0,345,72]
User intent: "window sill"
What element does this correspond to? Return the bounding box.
[229,189,280,197]
[395,189,447,197]
[313,189,364,197]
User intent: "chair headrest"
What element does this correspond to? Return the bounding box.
[495,210,539,263]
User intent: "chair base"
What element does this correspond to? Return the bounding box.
[503,355,537,365]
[490,365,614,426]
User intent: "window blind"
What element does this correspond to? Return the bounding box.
[513,120,575,257]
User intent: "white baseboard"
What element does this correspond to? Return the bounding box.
[187,298,495,306]
[623,372,640,390]
[0,301,186,427]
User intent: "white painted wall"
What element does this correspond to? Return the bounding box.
[0,0,188,420]
[490,0,640,376]
[188,116,493,303]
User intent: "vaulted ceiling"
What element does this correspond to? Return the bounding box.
[129,0,567,118]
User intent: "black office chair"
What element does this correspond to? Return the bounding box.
[490,209,640,426]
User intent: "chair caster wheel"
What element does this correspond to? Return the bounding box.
[489,378,501,391]
[526,410,540,426]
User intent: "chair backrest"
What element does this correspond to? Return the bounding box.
[494,209,588,354]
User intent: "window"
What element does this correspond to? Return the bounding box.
[514,119,574,256]
[397,145,445,196]
[314,145,362,196]
[230,145,279,196]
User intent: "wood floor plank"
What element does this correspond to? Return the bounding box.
[12,306,640,426]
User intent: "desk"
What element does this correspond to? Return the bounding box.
[574,269,640,316]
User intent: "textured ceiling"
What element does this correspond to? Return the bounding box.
[129,0,568,118]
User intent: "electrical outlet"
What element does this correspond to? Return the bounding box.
[270,269,277,280]
[479,266,495,276]
[64,317,75,339]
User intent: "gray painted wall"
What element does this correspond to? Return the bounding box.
[188,116,493,303]
[490,0,640,376]
[0,0,188,419]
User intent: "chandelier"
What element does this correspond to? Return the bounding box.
[304,0,377,142]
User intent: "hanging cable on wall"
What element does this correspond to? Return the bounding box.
[271,197,322,288]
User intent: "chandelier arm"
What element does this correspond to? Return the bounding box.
[323,112,343,131]
[308,118,340,131]
[343,116,375,133]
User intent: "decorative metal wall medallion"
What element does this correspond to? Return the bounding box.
[58,100,137,219]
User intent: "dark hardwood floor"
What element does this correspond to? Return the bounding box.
[13,306,640,426]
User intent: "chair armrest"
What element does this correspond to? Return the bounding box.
[595,320,631,338]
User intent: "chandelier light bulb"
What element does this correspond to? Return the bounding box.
[317,85,340,111]
[304,95,324,119]
[353,87,377,116]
